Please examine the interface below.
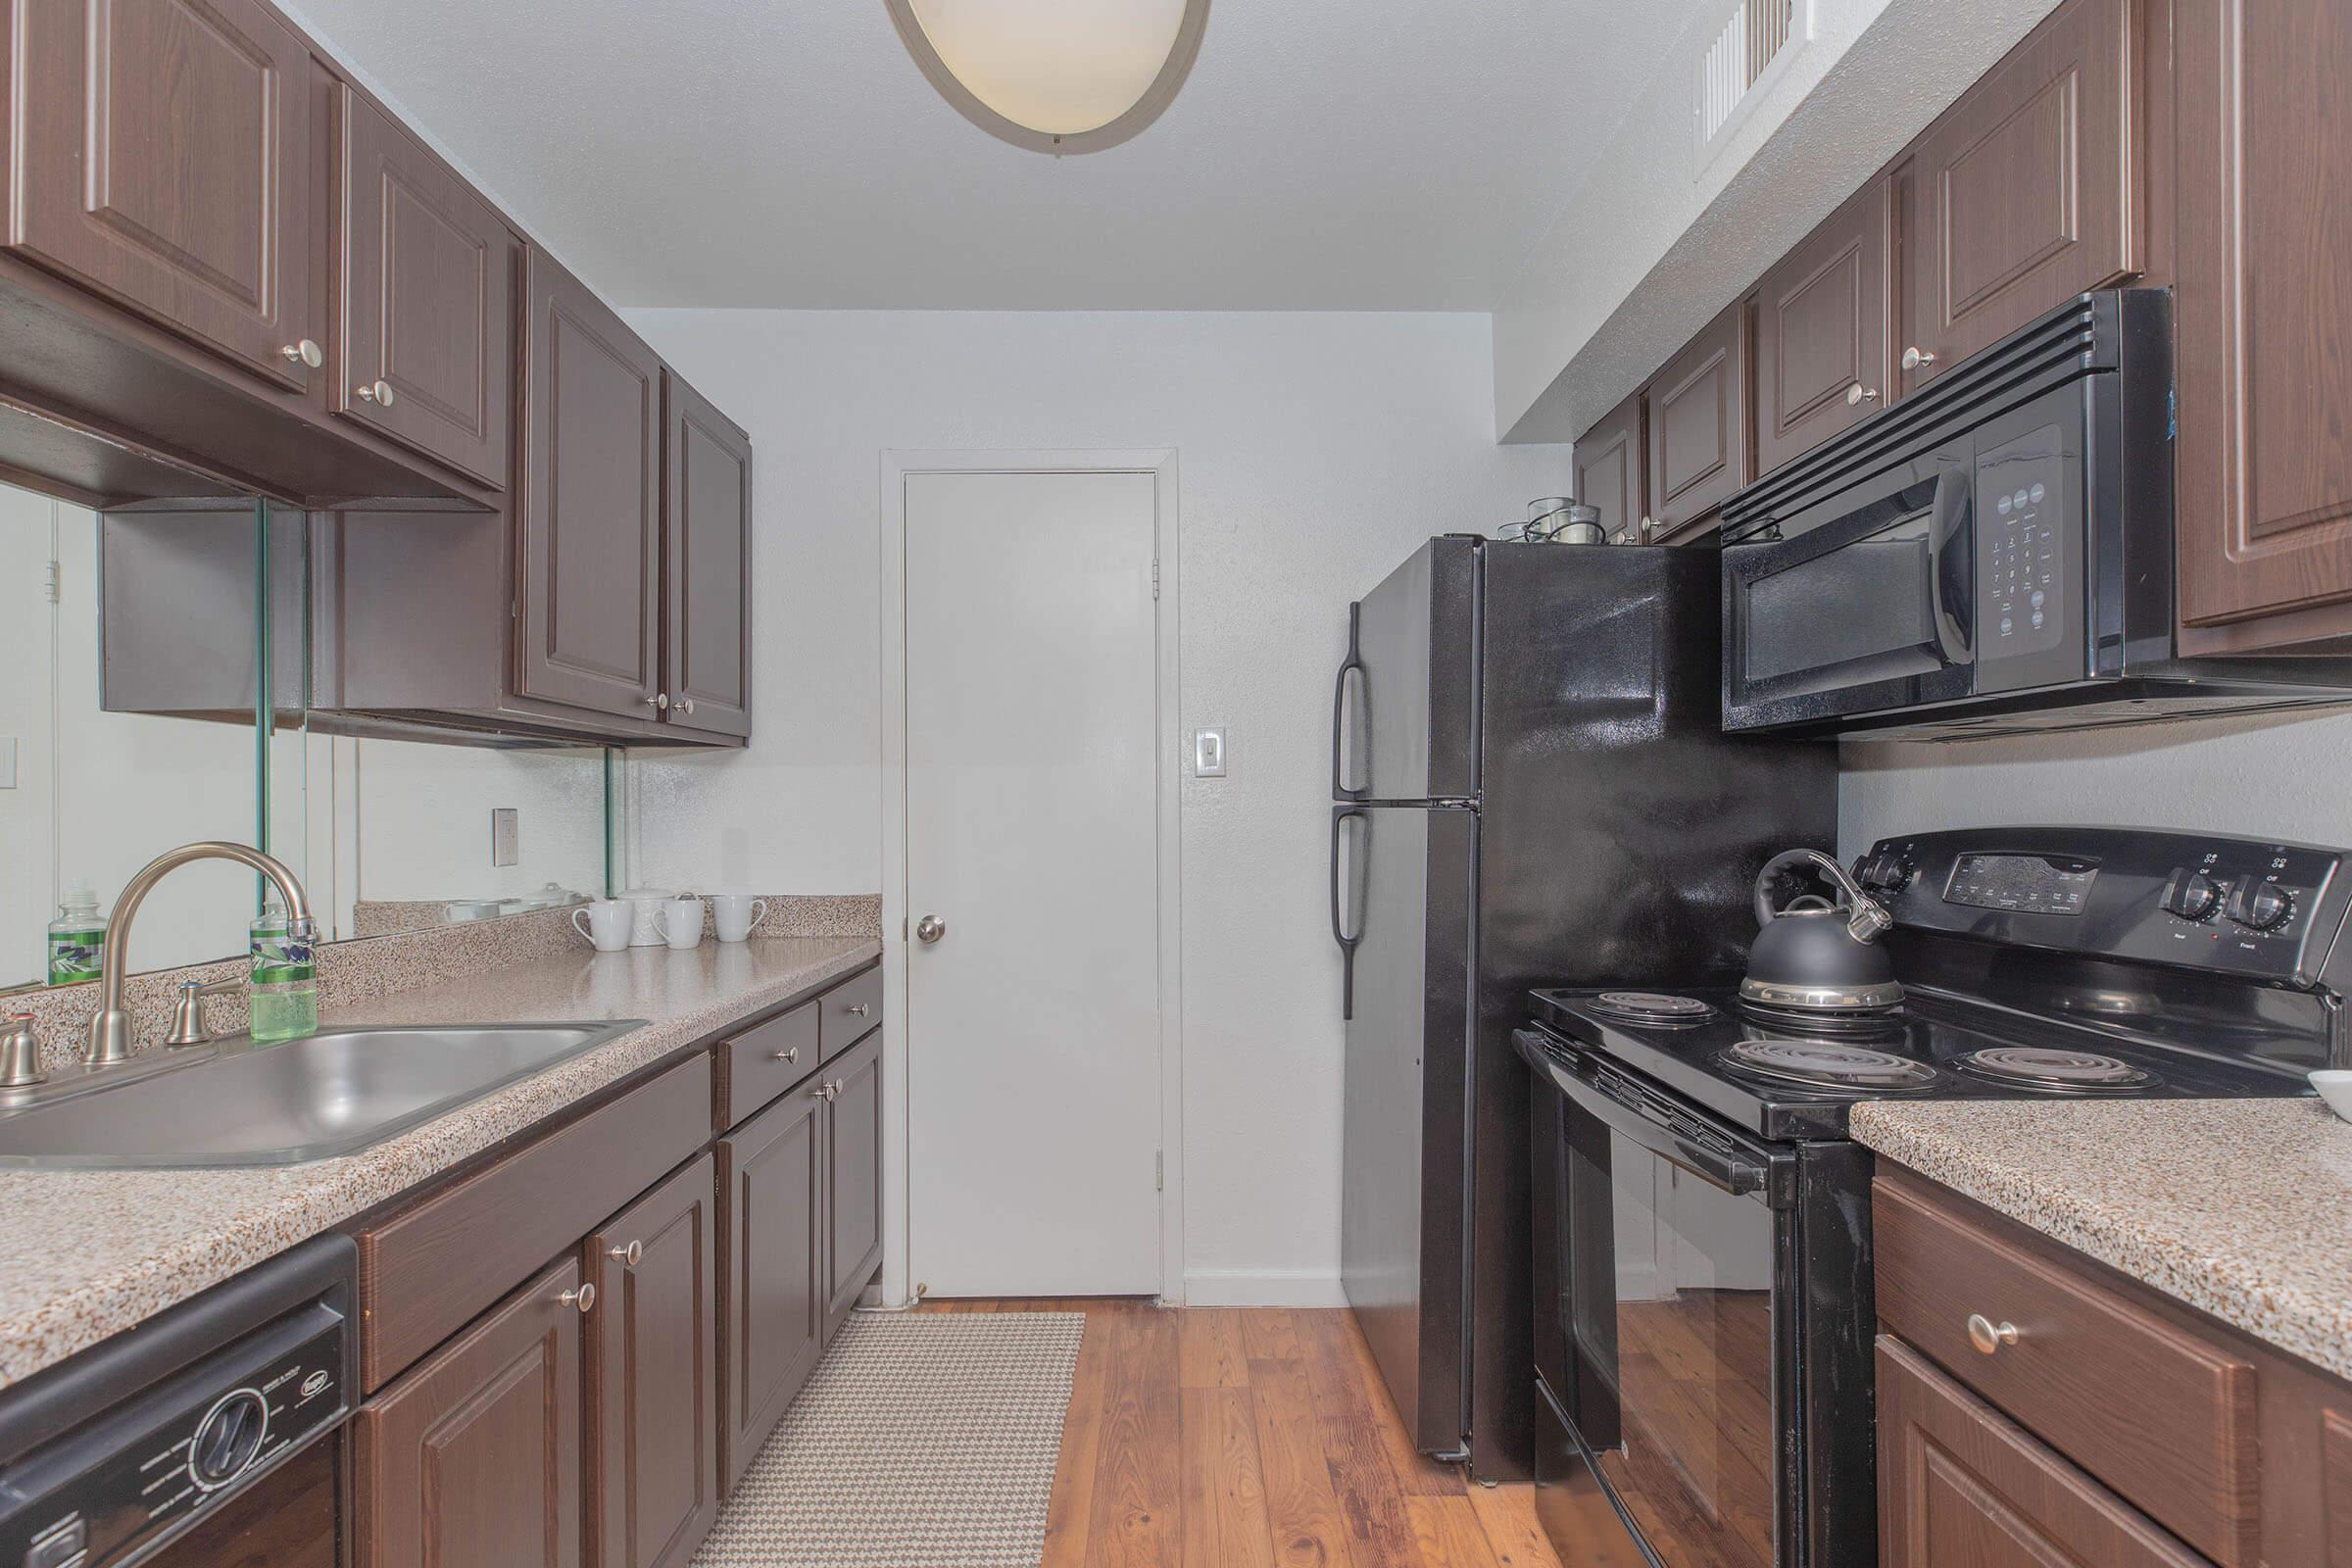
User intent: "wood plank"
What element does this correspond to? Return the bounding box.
[1182,1390,1278,1568]
[1296,1310,1428,1566]
[1180,1309,1251,1389]
[1044,1301,1115,1568]
[1327,1311,1466,1496]
[1249,1356,1358,1568]
[1405,1496,1505,1568]
[1465,1486,1565,1568]
[1086,1305,1185,1568]
[1242,1309,1304,1363]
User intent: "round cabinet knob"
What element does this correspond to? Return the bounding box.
[646,692,670,710]
[280,338,323,368]
[846,1003,870,1017]
[1844,382,1880,407]
[190,1389,270,1489]
[772,1045,801,1064]
[356,378,396,406]
[2226,877,2294,932]
[607,1239,644,1267]
[678,698,696,716]
[915,914,947,945]
[1965,1313,2019,1355]
[559,1282,597,1313]
[1901,346,1938,372]
[2160,868,2224,922]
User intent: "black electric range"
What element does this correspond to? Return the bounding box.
[1516,825,2350,1568]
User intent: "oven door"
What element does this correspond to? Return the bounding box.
[1526,1035,1798,1568]
[1724,439,1977,731]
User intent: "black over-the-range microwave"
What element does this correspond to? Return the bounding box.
[1719,288,2352,738]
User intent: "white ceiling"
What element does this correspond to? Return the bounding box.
[279,0,1710,311]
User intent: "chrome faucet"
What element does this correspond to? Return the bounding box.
[86,842,312,1067]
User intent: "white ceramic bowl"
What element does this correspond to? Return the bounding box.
[2308,1070,2352,1124]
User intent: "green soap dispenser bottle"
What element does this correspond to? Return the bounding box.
[249,906,318,1041]
[47,887,105,985]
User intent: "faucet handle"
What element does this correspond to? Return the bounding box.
[166,977,243,1049]
[0,1014,41,1090]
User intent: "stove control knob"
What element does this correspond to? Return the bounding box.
[1855,849,1913,895]
[2159,868,2224,922]
[2225,876,2294,932]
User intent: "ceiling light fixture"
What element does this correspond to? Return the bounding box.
[884,0,1210,155]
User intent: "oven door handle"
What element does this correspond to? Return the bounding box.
[1523,1033,1790,1205]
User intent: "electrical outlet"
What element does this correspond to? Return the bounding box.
[491,808,519,867]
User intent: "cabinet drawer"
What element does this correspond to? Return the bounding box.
[1878,1336,2206,1568]
[358,1053,712,1392]
[714,1002,820,1130]
[1874,1172,2260,1565]
[819,967,883,1061]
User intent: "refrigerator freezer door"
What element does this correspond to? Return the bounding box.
[1341,801,1475,1455]
[1341,538,1479,802]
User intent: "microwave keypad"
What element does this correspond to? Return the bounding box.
[1976,422,2074,681]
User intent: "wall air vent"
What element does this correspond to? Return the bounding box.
[1696,0,1810,172]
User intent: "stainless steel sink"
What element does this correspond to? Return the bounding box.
[0,1022,646,1169]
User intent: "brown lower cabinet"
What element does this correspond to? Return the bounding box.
[824,1034,885,1327]
[354,1255,587,1568]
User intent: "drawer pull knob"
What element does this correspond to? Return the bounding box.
[608,1240,643,1267]
[1901,345,1938,372]
[1844,382,1879,407]
[560,1282,597,1314]
[1966,1313,2019,1354]
[846,1003,870,1017]
[773,1045,801,1063]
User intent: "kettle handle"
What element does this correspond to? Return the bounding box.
[1756,849,1893,942]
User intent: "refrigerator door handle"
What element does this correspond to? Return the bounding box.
[1333,602,1367,801]
[1330,806,1366,1019]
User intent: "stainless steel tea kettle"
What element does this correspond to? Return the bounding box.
[1740,849,1906,1012]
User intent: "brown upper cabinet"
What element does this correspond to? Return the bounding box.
[516,249,666,720]
[1643,298,1752,542]
[1899,0,2141,391]
[662,373,754,738]
[2172,0,2352,645]
[1572,390,1646,543]
[336,87,518,488]
[1755,179,1890,473]
[6,0,320,390]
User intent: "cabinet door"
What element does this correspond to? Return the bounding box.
[587,1152,719,1568]
[2174,0,2352,636]
[337,87,516,487]
[1901,0,2140,390]
[661,371,753,737]
[717,1078,827,1488]
[824,1033,884,1326]
[355,1255,586,1568]
[516,248,662,718]
[1644,298,1751,540]
[1755,179,1889,473]
[6,0,318,388]
[1879,1337,2204,1568]
[1572,391,1646,544]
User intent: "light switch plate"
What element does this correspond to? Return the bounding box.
[491,808,519,867]
[1194,727,1227,777]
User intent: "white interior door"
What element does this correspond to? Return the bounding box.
[904,468,1164,1297]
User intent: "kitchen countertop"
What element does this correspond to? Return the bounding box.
[0,935,879,1390]
[1852,1097,2352,1383]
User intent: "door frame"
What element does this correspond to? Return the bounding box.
[879,448,1186,1305]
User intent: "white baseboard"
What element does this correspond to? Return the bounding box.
[1181,1268,1350,1308]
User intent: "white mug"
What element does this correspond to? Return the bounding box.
[659,897,706,951]
[711,894,768,944]
[619,888,676,947]
[571,899,632,953]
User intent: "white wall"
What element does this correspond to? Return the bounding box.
[620,309,1568,1303]
[1840,710,2352,859]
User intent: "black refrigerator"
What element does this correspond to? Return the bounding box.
[1329,536,1837,1481]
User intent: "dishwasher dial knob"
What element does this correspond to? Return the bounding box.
[2226,877,2294,932]
[2159,868,2224,922]
[189,1388,270,1489]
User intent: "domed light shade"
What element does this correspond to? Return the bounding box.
[885,0,1210,154]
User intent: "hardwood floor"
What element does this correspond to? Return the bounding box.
[918,1299,1567,1568]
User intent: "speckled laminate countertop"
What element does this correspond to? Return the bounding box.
[1852,1098,2352,1382]
[0,936,879,1390]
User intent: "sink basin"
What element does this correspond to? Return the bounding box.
[0,1021,646,1169]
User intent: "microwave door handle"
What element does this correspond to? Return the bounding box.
[1933,464,1976,660]
[1531,1044,1781,1201]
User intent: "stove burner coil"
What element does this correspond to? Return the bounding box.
[1736,996,1904,1038]
[1951,1046,2154,1092]
[1587,991,1716,1025]
[1717,1038,1941,1092]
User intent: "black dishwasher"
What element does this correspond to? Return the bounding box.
[0,1235,355,1568]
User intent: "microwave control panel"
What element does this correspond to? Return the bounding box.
[1974,421,2084,692]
